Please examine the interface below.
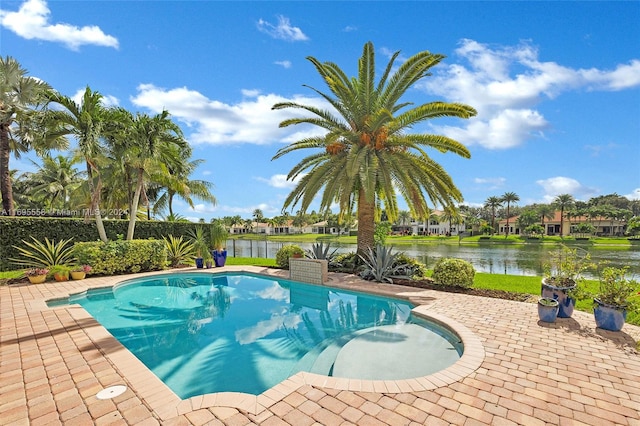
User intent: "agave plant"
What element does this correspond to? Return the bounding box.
[163,235,196,267]
[358,245,411,284]
[306,241,338,261]
[11,237,76,268]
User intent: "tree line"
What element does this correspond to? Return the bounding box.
[0,56,216,241]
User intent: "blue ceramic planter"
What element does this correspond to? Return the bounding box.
[593,299,627,331]
[541,279,576,318]
[538,298,560,323]
[213,249,227,267]
[195,257,204,269]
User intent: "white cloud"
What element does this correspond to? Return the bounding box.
[625,188,640,201]
[0,0,118,50]
[536,176,598,202]
[275,60,292,69]
[422,39,640,150]
[257,15,308,41]
[131,83,328,146]
[438,109,548,149]
[474,177,506,190]
[256,173,305,189]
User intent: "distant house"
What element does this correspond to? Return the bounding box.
[230,220,300,235]
[498,211,627,236]
[397,210,467,236]
[301,221,350,235]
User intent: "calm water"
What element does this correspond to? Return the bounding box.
[226,239,640,277]
[52,272,462,397]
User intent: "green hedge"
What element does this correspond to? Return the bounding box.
[73,239,167,275]
[0,217,209,271]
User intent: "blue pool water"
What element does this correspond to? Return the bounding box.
[51,272,463,397]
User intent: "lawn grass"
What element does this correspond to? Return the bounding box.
[224,257,278,267]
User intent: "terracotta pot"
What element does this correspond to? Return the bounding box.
[28,275,47,284]
[54,273,69,282]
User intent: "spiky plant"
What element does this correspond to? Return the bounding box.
[163,235,196,267]
[306,241,338,261]
[358,245,411,284]
[11,236,76,268]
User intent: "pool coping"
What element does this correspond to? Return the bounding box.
[41,266,486,420]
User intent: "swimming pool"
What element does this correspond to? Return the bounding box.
[51,272,463,398]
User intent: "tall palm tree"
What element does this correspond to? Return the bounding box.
[438,205,462,236]
[118,110,189,240]
[552,193,575,237]
[501,191,520,237]
[484,196,503,234]
[271,42,476,255]
[46,87,112,242]
[253,209,264,222]
[0,56,55,215]
[152,145,216,219]
[396,210,412,233]
[536,204,555,234]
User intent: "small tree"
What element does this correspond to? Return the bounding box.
[626,216,640,239]
[525,224,545,238]
[575,222,596,239]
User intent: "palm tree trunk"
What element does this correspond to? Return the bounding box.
[86,161,108,242]
[168,191,175,217]
[127,169,144,240]
[356,188,376,257]
[0,123,14,216]
[505,204,510,237]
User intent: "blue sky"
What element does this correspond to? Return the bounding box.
[2,0,639,221]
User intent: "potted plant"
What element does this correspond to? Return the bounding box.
[50,265,71,282]
[188,226,209,269]
[204,250,213,269]
[542,245,593,318]
[24,267,49,284]
[537,297,560,323]
[592,265,639,331]
[71,265,92,280]
[210,222,229,267]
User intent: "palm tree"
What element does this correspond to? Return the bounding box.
[28,154,84,210]
[537,204,555,234]
[253,209,264,222]
[484,196,503,234]
[46,87,113,242]
[271,42,476,255]
[0,56,55,215]
[438,205,461,236]
[501,192,520,237]
[396,210,412,234]
[152,146,216,219]
[119,110,189,240]
[552,194,574,237]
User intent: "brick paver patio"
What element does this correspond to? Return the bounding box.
[1,266,639,425]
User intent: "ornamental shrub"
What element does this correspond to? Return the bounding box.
[275,244,305,269]
[432,257,475,288]
[393,252,428,279]
[73,239,167,275]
